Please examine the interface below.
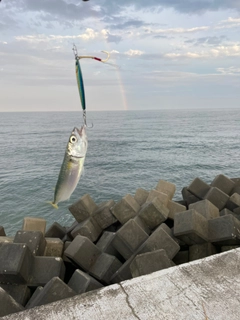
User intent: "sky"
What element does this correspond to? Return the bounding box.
[1,0,240,112]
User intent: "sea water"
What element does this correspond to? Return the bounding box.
[1,109,240,235]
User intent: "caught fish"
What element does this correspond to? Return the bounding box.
[51,125,88,209]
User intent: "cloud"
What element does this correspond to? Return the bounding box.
[185,36,227,46]
[106,33,122,44]
[14,28,111,43]
[217,66,240,75]
[144,25,210,36]
[164,44,240,59]
[109,19,148,30]
[22,0,100,21]
[164,52,204,59]
[124,49,145,56]
[99,0,240,15]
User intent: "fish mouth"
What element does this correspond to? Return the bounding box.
[74,126,85,136]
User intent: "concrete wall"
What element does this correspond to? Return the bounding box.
[3,248,240,320]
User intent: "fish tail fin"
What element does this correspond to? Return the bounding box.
[47,201,59,209]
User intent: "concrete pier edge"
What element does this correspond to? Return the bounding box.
[2,248,240,320]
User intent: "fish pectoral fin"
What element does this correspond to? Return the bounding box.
[47,201,59,209]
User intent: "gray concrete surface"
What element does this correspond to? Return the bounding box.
[2,248,240,320]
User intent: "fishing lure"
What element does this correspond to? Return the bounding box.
[72,44,110,127]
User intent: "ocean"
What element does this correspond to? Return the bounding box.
[1,108,240,236]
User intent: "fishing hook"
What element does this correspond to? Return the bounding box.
[83,110,93,128]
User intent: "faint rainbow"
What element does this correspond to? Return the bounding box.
[85,5,128,111]
[108,51,128,111]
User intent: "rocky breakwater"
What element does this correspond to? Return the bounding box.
[1,174,240,318]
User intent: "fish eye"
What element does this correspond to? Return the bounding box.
[70,135,77,143]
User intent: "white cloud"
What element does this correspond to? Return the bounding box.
[142,17,240,38]
[164,44,240,60]
[217,66,240,75]
[124,49,144,56]
[164,52,206,59]
[215,16,240,30]
[15,28,110,43]
[144,25,210,35]
[224,17,240,23]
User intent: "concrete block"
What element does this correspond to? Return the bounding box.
[68,194,98,222]
[204,187,229,210]
[220,208,234,216]
[189,243,217,261]
[225,198,239,212]
[68,269,103,294]
[104,221,122,233]
[92,200,117,229]
[26,277,76,308]
[71,218,102,242]
[231,177,240,184]
[146,190,169,206]
[0,226,6,236]
[155,180,176,200]
[167,200,186,220]
[0,284,31,306]
[63,262,78,285]
[0,236,13,244]
[172,251,189,265]
[89,253,122,285]
[64,235,101,271]
[130,249,174,278]
[22,217,46,235]
[221,245,240,252]
[62,241,72,263]
[96,231,120,257]
[138,197,169,230]
[134,188,149,206]
[211,174,235,195]
[139,225,180,259]
[132,216,151,235]
[230,185,240,196]
[111,194,140,224]
[0,287,24,317]
[159,224,181,245]
[45,222,66,239]
[110,255,134,283]
[220,208,240,221]
[233,207,240,215]
[0,243,33,284]
[25,286,43,309]
[174,209,209,245]
[188,177,211,199]
[63,221,78,242]
[208,215,240,245]
[189,199,219,220]
[112,219,148,260]
[13,230,46,256]
[181,187,200,207]
[44,238,63,257]
[229,193,240,206]
[28,256,65,287]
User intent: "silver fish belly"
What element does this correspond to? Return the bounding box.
[51,126,88,208]
[53,154,85,206]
